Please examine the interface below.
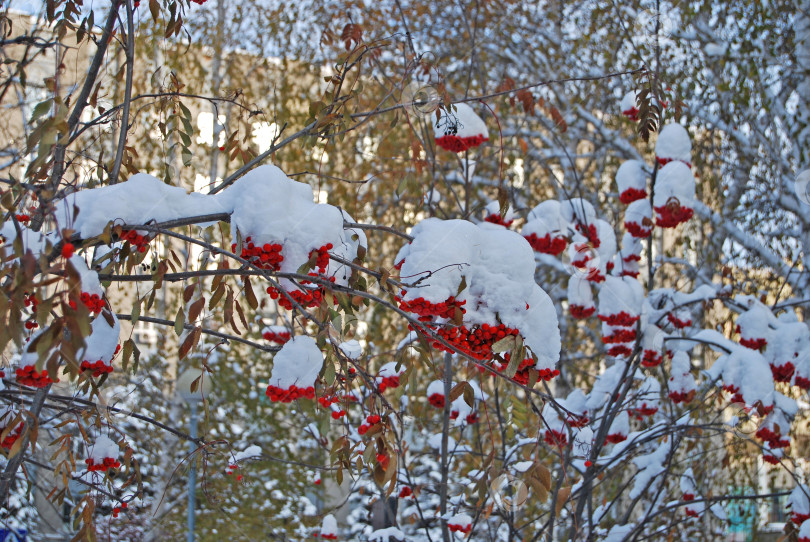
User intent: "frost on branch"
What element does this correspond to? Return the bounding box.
[433,103,489,153]
[265,336,323,402]
[395,218,560,375]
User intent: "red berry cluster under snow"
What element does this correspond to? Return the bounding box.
[232,237,284,270]
[120,229,151,253]
[358,414,382,435]
[85,456,121,472]
[397,294,466,322]
[433,103,489,153]
[395,218,560,377]
[16,365,56,387]
[265,336,323,404]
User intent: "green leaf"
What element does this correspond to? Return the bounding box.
[131,298,141,326]
[30,100,52,123]
[492,335,516,353]
[174,307,185,336]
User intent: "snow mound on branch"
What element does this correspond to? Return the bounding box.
[433,103,489,151]
[56,166,367,292]
[369,527,406,542]
[655,123,692,165]
[615,160,647,202]
[78,314,120,363]
[318,514,338,539]
[338,339,363,359]
[396,218,560,368]
[68,255,102,295]
[561,198,596,226]
[89,434,118,462]
[599,276,643,320]
[233,444,262,462]
[268,336,323,390]
[60,173,228,238]
[221,165,365,289]
[707,347,774,407]
[789,484,810,520]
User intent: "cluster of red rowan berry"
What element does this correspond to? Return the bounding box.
[111,502,128,518]
[736,325,767,350]
[15,214,30,224]
[0,424,22,449]
[265,384,315,403]
[569,305,596,319]
[447,522,472,534]
[120,230,150,253]
[80,360,114,377]
[267,274,336,310]
[666,312,692,329]
[755,426,790,449]
[625,220,652,238]
[597,311,639,327]
[377,375,400,393]
[604,433,627,445]
[16,365,56,387]
[619,187,647,205]
[601,328,637,345]
[544,428,567,448]
[523,232,567,256]
[24,293,38,309]
[575,223,600,248]
[80,345,120,377]
[641,348,666,368]
[495,353,559,385]
[396,294,466,321]
[654,202,694,228]
[483,214,513,228]
[23,320,38,330]
[667,390,694,404]
[233,237,284,271]
[357,414,382,436]
[262,330,291,344]
[80,292,105,313]
[629,404,658,420]
[225,464,244,481]
[435,133,488,153]
[427,393,445,408]
[432,323,521,361]
[85,456,120,472]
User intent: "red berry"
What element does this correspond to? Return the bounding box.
[61,242,74,258]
